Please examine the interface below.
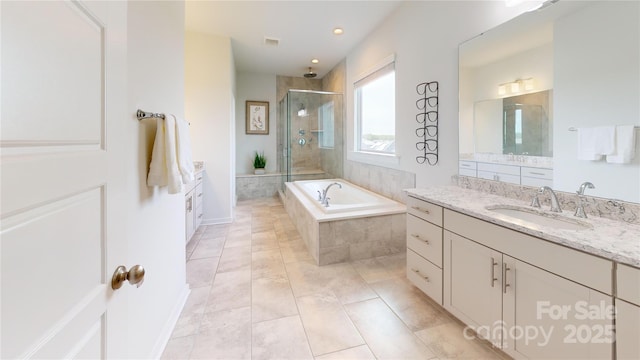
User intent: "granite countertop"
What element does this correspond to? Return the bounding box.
[406,186,640,268]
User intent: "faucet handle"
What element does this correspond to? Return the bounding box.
[530,193,541,208]
[317,190,322,201]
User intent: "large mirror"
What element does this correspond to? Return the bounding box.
[459,1,640,203]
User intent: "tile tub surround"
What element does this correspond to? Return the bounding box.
[284,180,407,266]
[454,175,640,225]
[406,186,640,267]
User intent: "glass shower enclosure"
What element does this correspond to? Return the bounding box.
[277,90,343,192]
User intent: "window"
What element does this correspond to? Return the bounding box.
[318,101,334,149]
[354,62,395,154]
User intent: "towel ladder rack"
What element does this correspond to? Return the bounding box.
[568,126,639,132]
[137,109,165,120]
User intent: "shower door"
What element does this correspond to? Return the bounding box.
[278,90,343,191]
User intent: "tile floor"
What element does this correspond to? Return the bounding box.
[162,197,508,360]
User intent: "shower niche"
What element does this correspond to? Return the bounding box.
[277,90,344,191]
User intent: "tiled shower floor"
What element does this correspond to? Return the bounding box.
[161,197,507,359]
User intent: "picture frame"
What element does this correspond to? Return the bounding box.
[245,100,269,135]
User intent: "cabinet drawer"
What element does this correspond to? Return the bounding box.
[459,168,477,177]
[521,176,553,188]
[477,170,520,184]
[521,166,553,179]
[407,249,443,304]
[407,196,443,226]
[459,160,477,170]
[618,264,640,306]
[195,183,204,202]
[477,162,520,176]
[407,214,443,267]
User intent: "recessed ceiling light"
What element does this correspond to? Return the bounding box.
[311,59,319,64]
[333,27,344,35]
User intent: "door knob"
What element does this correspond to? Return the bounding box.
[111,265,145,290]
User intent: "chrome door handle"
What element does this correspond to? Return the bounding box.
[503,263,511,294]
[111,265,145,290]
[491,257,498,287]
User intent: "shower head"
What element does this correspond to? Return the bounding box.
[303,67,317,78]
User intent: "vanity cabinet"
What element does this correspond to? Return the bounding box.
[185,171,204,242]
[395,201,615,359]
[406,196,444,304]
[460,160,553,187]
[477,162,521,185]
[615,264,640,359]
[459,160,477,177]
[521,166,553,187]
[446,230,612,358]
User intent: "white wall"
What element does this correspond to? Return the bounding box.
[235,73,278,174]
[126,1,188,358]
[344,1,534,189]
[553,1,640,202]
[185,32,236,223]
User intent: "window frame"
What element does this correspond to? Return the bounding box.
[353,57,396,156]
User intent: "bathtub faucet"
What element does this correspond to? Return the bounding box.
[321,182,342,207]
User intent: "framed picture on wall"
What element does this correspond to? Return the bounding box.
[246,100,269,135]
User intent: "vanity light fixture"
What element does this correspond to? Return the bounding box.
[498,78,534,96]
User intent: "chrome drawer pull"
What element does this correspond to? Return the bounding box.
[411,268,430,282]
[528,171,546,176]
[411,206,430,215]
[411,234,430,245]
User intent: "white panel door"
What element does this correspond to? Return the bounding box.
[1,1,129,358]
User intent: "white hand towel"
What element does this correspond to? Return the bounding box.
[147,118,168,187]
[606,125,637,164]
[577,126,616,161]
[164,114,183,194]
[174,114,195,183]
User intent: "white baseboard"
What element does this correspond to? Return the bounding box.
[149,284,191,359]
[202,217,233,225]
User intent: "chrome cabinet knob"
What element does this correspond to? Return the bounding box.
[111,264,145,290]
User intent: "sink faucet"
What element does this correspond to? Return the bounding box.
[321,182,342,207]
[574,182,595,218]
[539,186,562,213]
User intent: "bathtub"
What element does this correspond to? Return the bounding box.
[295,179,401,214]
[284,179,406,265]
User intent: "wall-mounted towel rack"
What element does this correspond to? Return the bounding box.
[568,126,639,131]
[137,109,165,120]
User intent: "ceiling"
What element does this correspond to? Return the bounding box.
[185,1,404,79]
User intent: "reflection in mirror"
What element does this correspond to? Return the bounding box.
[459,1,639,203]
[474,90,552,157]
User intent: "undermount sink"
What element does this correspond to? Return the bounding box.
[485,205,593,231]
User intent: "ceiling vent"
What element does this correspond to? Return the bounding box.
[264,37,280,47]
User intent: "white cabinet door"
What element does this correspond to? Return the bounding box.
[444,231,503,347]
[503,256,613,360]
[616,300,640,360]
[186,190,195,241]
[1,1,128,358]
